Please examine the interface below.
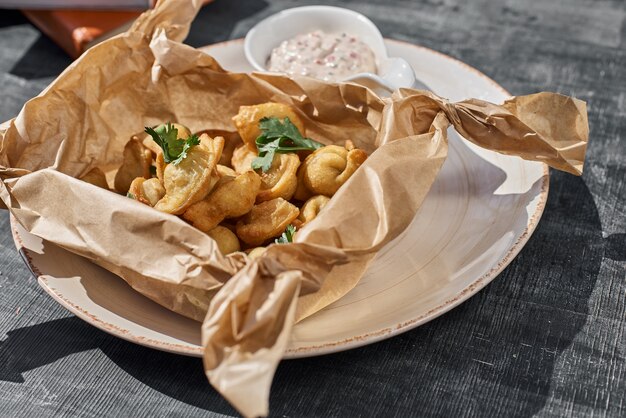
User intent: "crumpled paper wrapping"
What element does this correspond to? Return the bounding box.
[0,0,588,416]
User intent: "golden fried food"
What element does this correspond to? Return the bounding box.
[145,122,192,151]
[298,195,330,224]
[143,122,189,156]
[256,153,300,203]
[154,134,223,214]
[293,163,312,201]
[114,138,152,193]
[183,171,261,233]
[141,178,166,206]
[128,177,146,202]
[231,144,258,173]
[142,134,161,155]
[299,144,368,197]
[196,129,243,167]
[156,152,165,183]
[207,226,241,255]
[128,177,166,206]
[235,198,300,246]
[247,247,267,259]
[232,102,305,151]
[216,164,237,177]
[291,218,304,229]
[149,123,193,183]
[80,167,109,189]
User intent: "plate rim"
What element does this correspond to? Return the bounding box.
[9,37,549,359]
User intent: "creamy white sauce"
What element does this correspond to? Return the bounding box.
[267,31,377,81]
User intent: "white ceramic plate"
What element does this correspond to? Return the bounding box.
[11,39,548,358]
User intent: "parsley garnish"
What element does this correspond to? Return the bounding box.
[126,192,135,199]
[145,123,200,165]
[252,117,323,172]
[275,224,296,244]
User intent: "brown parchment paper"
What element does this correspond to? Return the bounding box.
[0,1,588,416]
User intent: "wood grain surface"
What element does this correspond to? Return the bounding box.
[0,1,624,417]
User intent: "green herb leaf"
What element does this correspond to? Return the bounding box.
[251,136,280,172]
[252,117,323,172]
[275,224,296,244]
[126,192,135,199]
[145,123,200,165]
[171,134,200,165]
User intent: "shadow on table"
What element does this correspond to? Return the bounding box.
[0,10,28,29]
[0,173,616,417]
[0,9,70,80]
[186,0,269,48]
[9,35,70,80]
[0,317,100,383]
[0,316,237,415]
[269,173,610,417]
[0,9,68,80]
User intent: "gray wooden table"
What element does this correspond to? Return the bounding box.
[1,1,624,417]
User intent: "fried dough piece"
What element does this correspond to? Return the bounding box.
[235,198,300,246]
[156,152,166,183]
[297,195,330,224]
[298,144,368,197]
[140,178,166,206]
[231,144,258,173]
[256,153,300,203]
[216,164,237,177]
[147,123,193,183]
[344,139,356,151]
[207,226,241,255]
[80,167,109,189]
[183,171,261,233]
[196,129,243,167]
[114,138,152,193]
[128,177,166,206]
[153,134,223,214]
[293,163,313,201]
[232,102,306,151]
[127,179,142,201]
[247,247,267,259]
[142,135,161,156]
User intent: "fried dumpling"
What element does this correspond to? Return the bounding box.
[128,177,166,207]
[256,153,300,203]
[207,225,241,255]
[232,102,305,152]
[235,198,299,246]
[296,143,368,197]
[231,144,258,174]
[153,134,223,214]
[297,195,330,224]
[182,171,261,233]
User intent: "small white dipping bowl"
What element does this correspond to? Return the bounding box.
[244,5,425,95]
